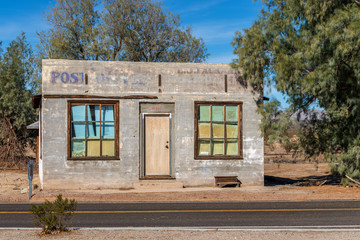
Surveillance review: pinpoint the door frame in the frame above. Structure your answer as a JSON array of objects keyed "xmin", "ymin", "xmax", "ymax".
[{"xmin": 140, "ymin": 113, "xmax": 172, "ymax": 179}]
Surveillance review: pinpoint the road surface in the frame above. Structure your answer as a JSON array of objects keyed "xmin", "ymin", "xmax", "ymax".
[{"xmin": 1, "ymin": 201, "xmax": 360, "ymax": 229}]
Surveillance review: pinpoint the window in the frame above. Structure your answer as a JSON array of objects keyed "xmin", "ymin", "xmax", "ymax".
[
  {"xmin": 68, "ymin": 101, "xmax": 119, "ymax": 160},
  {"xmin": 194, "ymin": 102, "xmax": 242, "ymax": 159}
]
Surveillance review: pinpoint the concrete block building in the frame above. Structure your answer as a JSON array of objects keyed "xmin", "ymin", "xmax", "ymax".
[{"xmin": 35, "ymin": 59, "xmax": 264, "ymax": 189}]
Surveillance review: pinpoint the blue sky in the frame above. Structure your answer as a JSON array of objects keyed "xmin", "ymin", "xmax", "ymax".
[
  {"xmin": 162, "ymin": 0, "xmax": 264, "ymax": 63},
  {"xmin": 0, "ymin": 0, "xmax": 288, "ymax": 106}
]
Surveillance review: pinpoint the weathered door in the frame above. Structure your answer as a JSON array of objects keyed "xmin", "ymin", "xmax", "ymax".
[{"xmin": 144, "ymin": 115, "xmax": 170, "ymax": 176}]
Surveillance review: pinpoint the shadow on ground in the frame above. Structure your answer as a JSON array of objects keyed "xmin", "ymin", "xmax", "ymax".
[{"xmin": 264, "ymin": 174, "xmax": 341, "ymax": 186}]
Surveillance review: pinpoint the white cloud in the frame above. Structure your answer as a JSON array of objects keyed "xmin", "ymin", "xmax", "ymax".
[
  {"xmin": 207, "ymin": 54, "xmax": 235, "ymax": 64},
  {"xmin": 0, "ymin": 14, "xmax": 48, "ymax": 48},
  {"xmin": 191, "ymin": 19, "xmax": 254, "ymax": 45},
  {"xmin": 175, "ymin": 0, "xmax": 231, "ymax": 14}
]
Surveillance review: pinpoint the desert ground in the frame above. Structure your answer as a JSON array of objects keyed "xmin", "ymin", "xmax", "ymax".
[
  {"xmin": 1, "ymin": 162, "xmax": 360, "ymax": 203},
  {"xmin": 1, "ymin": 229, "xmax": 360, "ymax": 240}
]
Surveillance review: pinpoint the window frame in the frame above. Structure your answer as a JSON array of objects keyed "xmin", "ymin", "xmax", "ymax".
[
  {"xmin": 194, "ymin": 101, "xmax": 243, "ymax": 160},
  {"xmin": 67, "ymin": 100, "xmax": 119, "ymax": 160}
]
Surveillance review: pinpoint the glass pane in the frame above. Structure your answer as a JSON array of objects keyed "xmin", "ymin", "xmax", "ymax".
[
  {"xmin": 72, "ymin": 122, "xmax": 85, "ymax": 139},
  {"xmin": 72, "ymin": 140, "xmax": 85, "ymax": 157},
  {"xmin": 226, "ymin": 140, "xmax": 238, "ymax": 155},
  {"xmin": 102, "ymin": 122, "xmax": 115, "ymax": 139},
  {"xmin": 198, "ymin": 140, "xmax": 210, "ymax": 155},
  {"xmin": 102, "ymin": 140, "xmax": 115, "ymax": 156},
  {"xmin": 87, "ymin": 105, "xmax": 100, "ymax": 121},
  {"xmin": 87, "ymin": 140, "xmax": 100, "ymax": 156},
  {"xmin": 226, "ymin": 123, "xmax": 238, "ymax": 138},
  {"xmin": 102, "ymin": 105, "xmax": 114, "ymax": 121},
  {"xmin": 199, "ymin": 105, "xmax": 210, "ymax": 121},
  {"xmin": 71, "ymin": 105, "xmax": 85, "ymax": 121},
  {"xmin": 226, "ymin": 106, "xmax": 238, "ymax": 121},
  {"xmin": 212, "ymin": 123, "xmax": 224, "ymax": 138},
  {"xmin": 198, "ymin": 123, "xmax": 210, "ymax": 138},
  {"xmin": 87, "ymin": 122, "xmax": 100, "ymax": 139},
  {"xmin": 212, "ymin": 105, "xmax": 224, "ymax": 121},
  {"xmin": 212, "ymin": 140, "xmax": 224, "ymax": 155}
]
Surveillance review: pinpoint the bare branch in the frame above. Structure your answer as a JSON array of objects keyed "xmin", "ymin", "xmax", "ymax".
[{"xmin": 346, "ymin": 175, "xmax": 360, "ymax": 186}]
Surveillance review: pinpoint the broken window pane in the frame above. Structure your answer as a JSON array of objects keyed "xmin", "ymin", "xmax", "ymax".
[
  {"xmin": 212, "ymin": 106, "xmax": 224, "ymax": 121},
  {"xmin": 198, "ymin": 123, "xmax": 210, "ymax": 138},
  {"xmin": 87, "ymin": 140, "xmax": 100, "ymax": 156},
  {"xmin": 102, "ymin": 105, "xmax": 114, "ymax": 121},
  {"xmin": 199, "ymin": 105, "xmax": 210, "ymax": 121},
  {"xmin": 226, "ymin": 140, "xmax": 238, "ymax": 155},
  {"xmin": 102, "ymin": 122, "xmax": 114, "ymax": 139},
  {"xmin": 212, "ymin": 123, "xmax": 224, "ymax": 138},
  {"xmin": 72, "ymin": 140, "xmax": 85, "ymax": 157},
  {"xmin": 212, "ymin": 139, "xmax": 224, "ymax": 155},
  {"xmin": 87, "ymin": 122, "xmax": 100, "ymax": 139},
  {"xmin": 226, "ymin": 106, "xmax": 238, "ymax": 121},
  {"xmin": 72, "ymin": 122, "xmax": 85, "ymax": 139},
  {"xmin": 226, "ymin": 123, "xmax": 238, "ymax": 138},
  {"xmin": 87, "ymin": 105, "xmax": 100, "ymax": 121},
  {"xmin": 102, "ymin": 140, "xmax": 115, "ymax": 156},
  {"xmin": 71, "ymin": 102, "xmax": 118, "ymax": 158},
  {"xmin": 71, "ymin": 105, "xmax": 85, "ymax": 121},
  {"xmin": 198, "ymin": 140, "xmax": 210, "ymax": 155}
]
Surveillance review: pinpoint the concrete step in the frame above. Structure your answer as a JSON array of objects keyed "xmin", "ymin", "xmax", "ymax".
[{"xmin": 133, "ymin": 180, "xmax": 183, "ymax": 189}]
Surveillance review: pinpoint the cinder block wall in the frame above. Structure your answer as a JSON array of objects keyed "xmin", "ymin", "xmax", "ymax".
[{"xmin": 41, "ymin": 60, "xmax": 264, "ymax": 189}]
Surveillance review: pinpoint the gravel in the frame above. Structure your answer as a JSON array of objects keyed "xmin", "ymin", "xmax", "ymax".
[{"xmin": 1, "ymin": 229, "xmax": 360, "ymax": 240}]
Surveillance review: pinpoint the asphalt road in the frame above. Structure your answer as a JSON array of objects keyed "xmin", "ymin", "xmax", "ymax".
[{"xmin": 1, "ymin": 201, "xmax": 360, "ymax": 229}]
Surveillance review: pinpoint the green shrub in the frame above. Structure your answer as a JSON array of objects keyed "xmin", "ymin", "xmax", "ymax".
[
  {"xmin": 30, "ymin": 194, "xmax": 77, "ymax": 234},
  {"xmin": 330, "ymin": 146, "xmax": 360, "ymax": 186}
]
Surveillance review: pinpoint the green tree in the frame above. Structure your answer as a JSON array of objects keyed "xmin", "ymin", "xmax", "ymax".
[
  {"xmin": 0, "ymin": 33, "xmax": 38, "ymax": 168},
  {"xmin": 38, "ymin": 0, "xmax": 104, "ymax": 60},
  {"xmin": 38, "ymin": 0, "xmax": 208, "ymax": 62},
  {"xmin": 232, "ymin": 1, "xmax": 360, "ymax": 183}
]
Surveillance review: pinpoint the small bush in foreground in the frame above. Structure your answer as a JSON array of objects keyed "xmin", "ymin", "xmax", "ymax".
[{"xmin": 30, "ymin": 194, "xmax": 77, "ymax": 234}]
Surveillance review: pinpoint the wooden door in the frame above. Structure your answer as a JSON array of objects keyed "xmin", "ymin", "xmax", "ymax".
[{"xmin": 145, "ymin": 115, "xmax": 170, "ymax": 176}]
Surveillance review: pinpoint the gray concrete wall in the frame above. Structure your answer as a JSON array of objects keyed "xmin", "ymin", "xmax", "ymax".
[{"xmin": 41, "ymin": 59, "xmax": 263, "ymax": 189}]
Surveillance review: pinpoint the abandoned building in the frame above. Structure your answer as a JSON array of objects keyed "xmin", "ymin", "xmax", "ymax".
[{"xmin": 33, "ymin": 59, "xmax": 264, "ymax": 189}]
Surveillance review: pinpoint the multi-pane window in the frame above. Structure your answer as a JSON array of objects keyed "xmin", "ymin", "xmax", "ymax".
[
  {"xmin": 195, "ymin": 102, "xmax": 242, "ymax": 159},
  {"xmin": 68, "ymin": 101, "xmax": 119, "ymax": 159}
]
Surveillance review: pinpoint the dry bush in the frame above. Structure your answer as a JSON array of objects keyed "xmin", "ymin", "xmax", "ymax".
[{"xmin": 0, "ymin": 117, "xmax": 30, "ymax": 170}]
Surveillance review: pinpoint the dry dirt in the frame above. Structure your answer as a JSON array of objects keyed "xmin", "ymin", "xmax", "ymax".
[
  {"xmin": 1, "ymin": 163, "xmax": 360, "ymax": 203},
  {"xmin": 264, "ymin": 142, "xmax": 325, "ymax": 164},
  {"xmin": 1, "ymin": 229, "xmax": 360, "ymax": 240}
]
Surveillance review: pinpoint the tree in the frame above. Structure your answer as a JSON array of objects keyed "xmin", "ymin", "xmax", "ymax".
[
  {"xmin": 38, "ymin": 0, "xmax": 104, "ymax": 60},
  {"xmin": 38, "ymin": 0, "xmax": 208, "ymax": 62},
  {"xmin": 0, "ymin": 33, "xmax": 38, "ymax": 168},
  {"xmin": 232, "ymin": 1, "xmax": 360, "ymax": 184}
]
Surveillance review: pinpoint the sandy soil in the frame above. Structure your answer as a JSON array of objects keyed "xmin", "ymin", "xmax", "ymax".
[
  {"xmin": 1, "ymin": 163, "xmax": 360, "ymax": 203},
  {"xmin": 265, "ymin": 142, "xmax": 325, "ymax": 164},
  {"xmin": 1, "ymin": 229, "xmax": 360, "ymax": 240}
]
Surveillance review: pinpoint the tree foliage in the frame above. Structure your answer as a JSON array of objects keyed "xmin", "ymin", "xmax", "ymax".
[
  {"xmin": 0, "ymin": 33, "xmax": 38, "ymax": 135},
  {"xmin": 258, "ymin": 99, "xmax": 297, "ymax": 152},
  {"xmin": 38, "ymin": 0, "xmax": 208, "ymax": 62},
  {"xmin": 0, "ymin": 33, "xmax": 38, "ymax": 169},
  {"xmin": 232, "ymin": 1, "xmax": 360, "ymax": 182}
]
